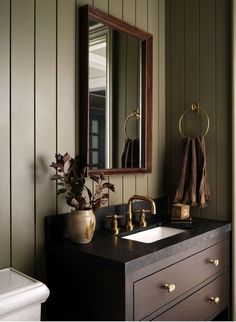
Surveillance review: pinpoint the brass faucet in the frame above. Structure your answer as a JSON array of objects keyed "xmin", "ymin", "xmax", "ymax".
[{"xmin": 126, "ymin": 195, "xmax": 157, "ymax": 230}]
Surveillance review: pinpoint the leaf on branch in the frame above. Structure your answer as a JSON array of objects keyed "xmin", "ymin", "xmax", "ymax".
[
  {"xmin": 57, "ymin": 188, "xmax": 67, "ymax": 195},
  {"xmin": 90, "ymin": 174, "xmax": 99, "ymax": 183},
  {"xmin": 63, "ymin": 152, "xmax": 70, "ymax": 163},
  {"xmin": 102, "ymin": 182, "xmax": 115, "ymax": 192}
]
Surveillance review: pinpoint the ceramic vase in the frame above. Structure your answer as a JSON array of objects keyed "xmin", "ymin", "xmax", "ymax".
[{"xmin": 68, "ymin": 209, "xmax": 96, "ymax": 244}]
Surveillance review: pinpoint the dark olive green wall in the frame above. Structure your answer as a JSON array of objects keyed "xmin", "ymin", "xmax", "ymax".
[
  {"xmin": 166, "ymin": 0, "xmax": 232, "ymax": 220},
  {"xmin": 0, "ymin": 0, "xmax": 165, "ymax": 277}
]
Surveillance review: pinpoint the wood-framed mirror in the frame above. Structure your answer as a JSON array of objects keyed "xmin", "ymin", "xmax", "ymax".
[{"xmin": 79, "ymin": 4, "xmax": 153, "ymax": 175}]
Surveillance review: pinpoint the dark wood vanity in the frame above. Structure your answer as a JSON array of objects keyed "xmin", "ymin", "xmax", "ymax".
[{"xmin": 45, "ymin": 217, "xmax": 231, "ymax": 321}]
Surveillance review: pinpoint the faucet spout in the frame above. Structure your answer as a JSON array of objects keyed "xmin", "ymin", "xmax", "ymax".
[
  {"xmin": 126, "ymin": 195, "xmax": 157, "ymax": 230},
  {"xmin": 128, "ymin": 195, "xmax": 156, "ymax": 214}
]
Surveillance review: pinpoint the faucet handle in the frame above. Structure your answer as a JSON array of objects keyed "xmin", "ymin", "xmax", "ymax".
[
  {"xmin": 134, "ymin": 209, "xmax": 150, "ymax": 227},
  {"xmin": 106, "ymin": 214, "xmax": 122, "ymax": 219},
  {"xmin": 140, "ymin": 209, "xmax": 149, "ymax": 227},
  {"xmin": 106, "ymin": 214, "xmax": 122, "ymax": 235},
  {"xmin": 125, "ymin": 212, "xmax": 134, "ymax": 231}
]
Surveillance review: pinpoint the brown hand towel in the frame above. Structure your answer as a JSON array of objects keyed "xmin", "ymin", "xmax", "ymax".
[
  {"xmin": 195, "ymin": 136, "xmax": 210, "ymax": 207},
  {"xmin": 173, "ymin": 137, "xmax": 191, "ymax": 203},
  {"xmin": 121, "ymin": 138, "xmax": 139, "ymax": 168},
  {"xmin": 174, "ymin": 136, "xmax": 210, "ymax": 208}
]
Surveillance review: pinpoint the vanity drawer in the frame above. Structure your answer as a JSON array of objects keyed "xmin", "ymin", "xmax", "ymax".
[
  {"xmin": 153, "ymin": 273, "xmax": 229, "ymax": 321},
  {"xmin": 134, "ymin": 239, "xmax": 229, "ymax": 320}
]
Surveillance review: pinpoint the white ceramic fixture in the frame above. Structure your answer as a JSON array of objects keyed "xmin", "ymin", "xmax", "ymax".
[
  {"xmin": 0, "ymin": 267, "xmax": 49, "ymax": 321},
  {"xmin": 122, "ymin": 226, "xmax": 186, "ymax": 243}
]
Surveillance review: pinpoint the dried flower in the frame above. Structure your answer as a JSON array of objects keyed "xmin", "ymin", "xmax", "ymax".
[{"xmin": 50, "ymin": 153, "xmax": 115, "ymax": 211}]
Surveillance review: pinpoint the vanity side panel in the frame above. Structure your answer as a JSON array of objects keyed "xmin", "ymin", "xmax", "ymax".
[{"xmin": 46, "ymin": 246, "xmax": 126, "ymax": 321}]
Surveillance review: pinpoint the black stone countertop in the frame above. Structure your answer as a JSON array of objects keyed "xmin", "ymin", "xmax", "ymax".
[{"xmin": 46, "ymin": 216, "xmax": 231, "ymax": 273}]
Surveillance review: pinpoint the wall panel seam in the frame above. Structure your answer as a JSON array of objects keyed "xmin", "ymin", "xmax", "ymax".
[
  {"xmin": 33, "ymin": 0, "xmax": 36, "ymax": 275},
  {"xmin": 10, "ymin": 0, "xmax": 12, "ymax": 267},
  {"xmin": 215, "ymin": 0, "xmax": 218, "ymax": 220},
  {"xmin": 56, "ymin": 0, "xmax": 58, "ymax": 214}
]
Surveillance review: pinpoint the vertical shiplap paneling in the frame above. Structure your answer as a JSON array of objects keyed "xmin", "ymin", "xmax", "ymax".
[
  {"xmin": 108, "ymin": 0, "xmax": 124, "ymax": 205},
  {"xmin": 11, "ymin": 0, "xmax": 35, "ymax": 275},
  {"xmin": 147, "ymin": 0, "xmax": 159, "ymax": 199},
  {"xmin": 0, "ymin": 0, "xmax": 167, "ymax": 277},
  {"xmin": 77, "ymin": 0, "xmax": 92, "ymax": 7},
  {"xmin": 108, "ymin": 0, "xmax": 122, "ymax": 18},
  {"xmin": 166, "ymin": 0, "xmax": 171, "ymax": 208},
  {"xmin": 35, "ymin": 0, "xmax": 57, "ymax": 279},
  {"xmin": 122, "ymin": 0, "xmax": 136, "ymax": 201},
  {"xmin": 93, "ymin": 0, "xmax": 108, "ymax": 11},
  {"xmin": 157, "ymin": 0, "xmax": 166, "ymax": 197},
  {"xmin": 57, "ymin": 0, "xmax": 76, "ymax": 213},
  {"xmin": 184, "ymin": 0, "xmax": 200, "ymax": 218},
  {"xmin": 166, "ymin": 0, "xmax": 231, "ymax": 221},
  {"xmin": 0, "ymin": 0, "xmax": 11, "ymax": 268},
  {"xmin": 169, "ymin": 0, "xmax": 185, "ymax": 205},
  {"xmin": 135, "ymin": 0, "xmax": 148, "ymax": 196},
  {"xmin": 199, "ymin": 0, "xmax": 216, "ymax": 219},
  {"xmin": 215, "ymin": 0, "xmax": 231, "ymax": 220}
]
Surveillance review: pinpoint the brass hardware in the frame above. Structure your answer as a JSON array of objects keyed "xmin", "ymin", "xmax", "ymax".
[
  {"xmin": 163, "ymin": 283, "xmax": 176, "ymax": 293},
  {"xmin": 209, "ymin": 296, "xmax": 220, "ymax": 304},
  {"xmin": 134, "ymin": 209, "xmax": 149, "ymax": 227},
  {"xmin": 124, "ymin": 110, "xmax": 140, "ymax": 139},
  {"xmin": 140, "ymin": 211, "xmax": 147, "ymax": 227},
  {"xmin": 178, "ymin": 102, "xmax": 210, "ymax": 138},
  {"xmin": 126, "ymin": 195, "xmax": 156, "ymax": 231},
  {"xmin": 126, "ymin": 212, "xmax": 134, "ymax": 231},
  {"xmin": 209, "ymin": 259, "xmax": 219, "ymax": 267},
  {"xmin": 106, "ymin": 214, "xmax": 122, "ymax": 235}
]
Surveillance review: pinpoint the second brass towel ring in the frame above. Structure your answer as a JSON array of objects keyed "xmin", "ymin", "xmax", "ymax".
[
  {"xmin": 179, "ymin": 102, "xmax": 210, "ymax": 138},
  {"xmin": 124, "ymin": 110, "xmax": 140, "ymax": 139}
]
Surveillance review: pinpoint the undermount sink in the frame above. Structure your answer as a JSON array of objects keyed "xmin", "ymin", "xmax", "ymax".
[{"xmin": 121, "ymin": 226, "xmax": 186, "ymax": 243}]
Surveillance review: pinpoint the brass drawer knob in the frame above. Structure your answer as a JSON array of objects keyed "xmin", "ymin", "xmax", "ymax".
[
  {"xmin": 209, "ymin": 296, "xmax": 220, "ymax": 304},
  {"xmin": 163, "ymin": 283, "xmax": 176, "ymax": 292},
  {"xmin": 209, "ymin": 259, "xmax": 219, "ymax": 266}
]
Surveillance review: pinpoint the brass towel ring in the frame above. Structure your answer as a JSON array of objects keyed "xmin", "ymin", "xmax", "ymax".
[
  {"xmin": 179, "ymin": 103, "xmax": 210, "ymax": 138},
  {"xmin": 124, "ymin": 110, "xmax": 140, "ymax": 139}
]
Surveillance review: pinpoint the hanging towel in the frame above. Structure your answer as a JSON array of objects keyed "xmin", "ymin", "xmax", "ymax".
[
  {"xmin": 174, "ymin": 136, "xmax": 210, "ymax": 208},
  {"xmin": 195, "ymin": 136, "xmax": 210, "ymax": 207},
  {"xmin": 121, "ymin": 138, "xmax": 139, "ymax": 168}
]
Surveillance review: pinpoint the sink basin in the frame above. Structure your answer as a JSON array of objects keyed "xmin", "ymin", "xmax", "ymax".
[{"xmin": 121, "ymin": 226, "xmax": 186, "ymax": 243}]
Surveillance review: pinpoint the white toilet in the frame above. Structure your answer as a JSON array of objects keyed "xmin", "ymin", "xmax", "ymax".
[{"xmin": 0, "ymin": 267, "xmax": 49, "ymax": 321}]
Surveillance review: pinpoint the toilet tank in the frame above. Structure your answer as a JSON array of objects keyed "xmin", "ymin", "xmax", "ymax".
[{"xmin": 0, "ymin": 267, "xmax": 49, "ymax": 321}]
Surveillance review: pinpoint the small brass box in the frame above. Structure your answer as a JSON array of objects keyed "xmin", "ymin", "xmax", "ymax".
[{"xmin": 172, "ymin": 203, "xmax": 190, "ymax": 219}]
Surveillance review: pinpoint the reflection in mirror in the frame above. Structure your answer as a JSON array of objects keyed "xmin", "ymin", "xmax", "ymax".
[
  {"xmin": 79, "ymin": 5, "xmax": 153, "ymax": 174},
  {"xmin": 89, "ymin": 22, "xmax": 109, "ymax": 169}
]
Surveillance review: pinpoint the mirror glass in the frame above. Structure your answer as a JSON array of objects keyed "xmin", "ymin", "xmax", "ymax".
[{"xmin": 79, "ymin": 5, "xmax": 153, "ymax": 174}]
